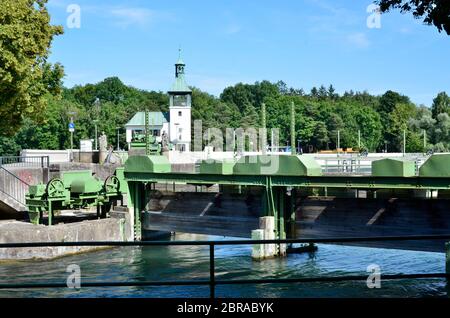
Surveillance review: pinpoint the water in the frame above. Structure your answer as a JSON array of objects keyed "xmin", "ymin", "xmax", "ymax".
[{"xmin": 0, "ymin": 233, "xmax": 447, "ymax": 298}]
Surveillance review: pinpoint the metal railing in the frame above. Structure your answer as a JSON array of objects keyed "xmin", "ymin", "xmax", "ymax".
[
  {"xmin": 1, "ymin": 234, "xmax": 450, "ymax": 298},
  {"xmin": 0, "ymin": 156, "xmax": 49, "ymax": 168},
  {"xmin": 322, "ymin": 159, "xmax": 370, "ymax": 175},
  {"xmin": 320, "ymin": 154, "xmax": 430, "ymax": 176},
  {"xmin": 0, "ymin": 167, "xmax": 30, "ymax": 206}
]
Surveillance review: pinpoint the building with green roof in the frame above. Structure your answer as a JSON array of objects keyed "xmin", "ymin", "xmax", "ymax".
[{"xmin": 125, "ymin": 49, "xmax": 192, "ymax": 151}]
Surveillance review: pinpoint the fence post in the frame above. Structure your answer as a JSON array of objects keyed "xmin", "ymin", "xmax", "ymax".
[{"xmin": 209, "ymin": 244, "xmax": 215, "ymax": 299}]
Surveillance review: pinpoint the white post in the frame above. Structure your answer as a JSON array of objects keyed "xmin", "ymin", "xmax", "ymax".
[
  {"xmin": 251, "ymin": 230, "xmax": 265, "ymax": 260},
  {"xmin": 260, "ymin": 216, "xmax": 276, "ymax": 258}
]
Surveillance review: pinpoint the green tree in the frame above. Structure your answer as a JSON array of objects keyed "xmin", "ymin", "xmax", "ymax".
[
  {"xmin": 431, "ymin": 92, "xmax": 450, "ymax": 119},
  {"xmin": 378, "ymin": 90, "xmax": 410, "ymax": 120},
  {"xmin": 376, "ymin": 0, "xmax": 450, "ymax": 35},
  {"xmin": 0, "ymin": 0, "xmax": 64, "ymax": 135},
  {"xmin": 387, "ymin": 103, "xmax": 417, "ymax": 151}
]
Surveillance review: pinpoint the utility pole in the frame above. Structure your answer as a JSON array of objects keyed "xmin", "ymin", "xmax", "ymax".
[
  {"xmin": 261, "ymin": 103, "xmax": 267, "ymax": 154},
  {"xmin": 93, "ymin": 120, "xmax": 99, "ymax": 150},
  {"xmin": 116, "ymin": 127, "xmax": 121, "ymax": 151},
  {"xmin": 423, "ymin": 129, "xmax": 427, "ymax": 151},
  {"xmin": 290, "ymin": 102, "xmax": 296, "ymax": 155},
  {"xmin": 94, "ymin": 98, "xmax": 100, "ymax": 151},
  {"xmin": 404, "ymin": 130, "xmax": 407, "ymax": 155},
  {"xmin": 358, "ymin": 130, "xmax": 361, "ymax": 149},
  {"xmin": 337, "ymin": 130, "xmax": 340, "ymax": 155},
  {"xmin": 68, "ymin": 112, "xmax": 76, "ymax": 162}
]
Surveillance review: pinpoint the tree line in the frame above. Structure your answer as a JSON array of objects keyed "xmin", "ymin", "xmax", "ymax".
[
  {"xmin": 1, "ymin": 0, "xmax": 449, "ymax": 156},
  {"xmin": 0, "ymin": 76, "xmax": 449, "ymax": 155}
]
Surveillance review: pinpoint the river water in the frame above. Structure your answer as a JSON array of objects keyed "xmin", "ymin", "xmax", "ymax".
[{"xmin": 0, "ymin": 233, "xmax": 447, "ymax": 298}]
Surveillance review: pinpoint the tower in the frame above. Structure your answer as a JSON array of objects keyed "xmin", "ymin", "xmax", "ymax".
[{"xmin": 168, "ymin": 49, "xmax": 192, "ymax": 152}]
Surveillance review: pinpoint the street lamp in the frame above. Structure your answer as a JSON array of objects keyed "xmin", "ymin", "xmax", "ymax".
[
  {"xmin": 93, "ymin": 98, "xmax": 101, "ymax": 151},
  {"xmin": 116, "ymin": 127, "xmax": 121, "ymax": 151},
  {"xmin": 68, "ymin": 111, "xmax": 76, "ymax": 162},
  {"xmin": 93, "ymin": 119, "xmax": 99, "ymax": 151}
]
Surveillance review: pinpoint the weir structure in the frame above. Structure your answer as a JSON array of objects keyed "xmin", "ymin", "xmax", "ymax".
[{"xmin": 122, "ymin": 152, "xmax": 450, "ymax": 257}]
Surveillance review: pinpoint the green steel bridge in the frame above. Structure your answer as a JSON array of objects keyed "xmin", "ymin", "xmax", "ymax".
[{"xmin": 121, "ymin": 154, "xmax": 450, "ymax": 250}]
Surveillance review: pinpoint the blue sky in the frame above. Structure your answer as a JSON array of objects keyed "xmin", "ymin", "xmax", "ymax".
[{"xmin": 47, "ymin": 0, "xmax": 450, "ymax": 106}]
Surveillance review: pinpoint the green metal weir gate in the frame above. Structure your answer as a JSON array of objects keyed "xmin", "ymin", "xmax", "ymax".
[
  {"xmin": 121, "ymin": 153, "xmax": 450, "ymax": 242},
  {"xmin": 124, "ymin": 172, "xmax": 450, "ymax": 243}
]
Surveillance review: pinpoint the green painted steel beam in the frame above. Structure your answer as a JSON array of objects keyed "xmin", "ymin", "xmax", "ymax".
[
  {"xmin": 270, "ymin": 175, "xmax": 450, "ymax": 189},
  {"xmin": 124, "ymin": 172, "xmax": 450, "ymax": 190},
  {"xmin": 124, "ymin": 172, "xmax": 267, "ymax": 186}
]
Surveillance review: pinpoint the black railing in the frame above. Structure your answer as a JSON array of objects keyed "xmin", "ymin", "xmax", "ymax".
[
  {"xmin": 0, "ymin": 156, "xmax": 49, "ymax": 168},
  {"xmin": 1, "ymin": 235, "xmax": 450, "ymax": 298},
  {"xmin": 0, "ymin": 167, "xmax": 30, "ymax": 206}
]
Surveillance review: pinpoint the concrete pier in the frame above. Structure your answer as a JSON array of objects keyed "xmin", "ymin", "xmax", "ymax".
[
  {"xmin": 252, "ymin": 216, "xmax": 278, "ymax": 260},
  {"xmin": 260, "ymin": 216, "xmax": 276, "ymax": 258}
]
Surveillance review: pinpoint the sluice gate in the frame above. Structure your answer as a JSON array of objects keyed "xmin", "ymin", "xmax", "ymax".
[{"xmin": 123, "ymin": 153, "xmax": 450, "ymax": 254}]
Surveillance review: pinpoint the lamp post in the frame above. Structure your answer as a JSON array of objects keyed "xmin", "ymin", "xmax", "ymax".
[
  {"xmin": 358, "ymin": 130, "xmax": 361, "ymax": 149},
  {"xmin": 94, "ymin": 98, "xmax": 101, "ymax": 151},
  {"xmin": 116, "ymin": 127, "xmax": 121, "ymax": 151},
  {"xmin": 337, "ymin": 130, "xmax": 340, "ymax": 156},
  {"xmin": 93, "ymin": 120, "xmax": 99, "ymax": 150},
  {"xmin": 423, "ymin": 129, "xmax": 427, "ymax": 151},
  {"xmin": 403, "ymin": 130, "xmax": 406, "ymax": 156},
  {"xmin": 68, "ymin": 111, "xmax": 76, "ymax": 162}
]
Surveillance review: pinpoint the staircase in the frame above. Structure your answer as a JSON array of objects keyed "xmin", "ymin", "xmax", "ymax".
[
  {"xmin": 0, "ymin": 156, "xmax": 49, "ymax": 214},
  {"xmin": 0, "ymin": 167, "xmax": 29, "ymax": 212}
]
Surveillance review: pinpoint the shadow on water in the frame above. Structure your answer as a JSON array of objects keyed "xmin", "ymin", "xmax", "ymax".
[{"xmin": 0, "ymin": 233, "xmax": 447, "ymax": 298}]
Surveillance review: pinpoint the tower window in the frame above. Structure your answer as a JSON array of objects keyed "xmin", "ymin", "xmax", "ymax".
[
  {"xmin": 178, "ymin": 111, "xmax": 182, "ymax": 116},
  {"xmin": 173, "ymin": 95, "xmax": 187, "ymax": 106}
]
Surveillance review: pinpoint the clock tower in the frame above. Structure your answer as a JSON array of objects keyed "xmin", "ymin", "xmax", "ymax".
[{"xmin": 168, "ymin": 49, "xmax": 192, "ymax": 152}]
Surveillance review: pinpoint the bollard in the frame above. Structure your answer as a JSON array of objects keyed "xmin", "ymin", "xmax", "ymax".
[
  {"xmin": 259, "ymin": 216, "xmax": 276, "ymax": 258},
  {"xmin": 251, "ymin": 230, "xmax": 265, "ymax": 261}
]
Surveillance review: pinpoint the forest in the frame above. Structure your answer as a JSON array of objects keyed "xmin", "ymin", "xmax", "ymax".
[{"xmin": 0, "ymin": 76, "xmax": 449, "ymax": 156}]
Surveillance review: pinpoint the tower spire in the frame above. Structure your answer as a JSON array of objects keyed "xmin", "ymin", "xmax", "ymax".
[{"xmin": 176, "ymin": 46, "xmax": 185, "ymax": 67}]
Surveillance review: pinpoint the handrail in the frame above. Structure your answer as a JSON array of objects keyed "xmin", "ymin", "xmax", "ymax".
[
  {"xmin": 0, "ymin": 188, "xmax": 25, "ymax": 206},
  {"xmin": 0, "ymin": 166, "xmax": 30, "ymax": 186},
  {"xmin": 0, "ymin": 156, "xmax": 49, "ymax": 168},
  {"xmin": 0, "ymin": 166, "xmax": 30, "ymax": 206},
  {"xmin": 2, "ymin": 234, "xmax": 450, "ymax": 248},
  {"xmin": 1, "ymin": 234, "xmax": 450, "ymax": 298}
]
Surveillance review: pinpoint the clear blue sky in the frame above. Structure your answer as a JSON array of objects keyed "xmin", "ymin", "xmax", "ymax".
[{"xmin": 47, "ymin": 0, "xmax": 449, "ymax": 106}]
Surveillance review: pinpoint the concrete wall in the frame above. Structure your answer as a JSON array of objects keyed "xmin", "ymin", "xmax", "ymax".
[
  {"xmin": 0, "ymin": 211, "xmax": 132, "ymax": 260},
  {"xmin": 21, "ymin": 149, "xmax": 71, "ymax": 163},
  {"xmin": 5, "ymin": 166, "xmax": 46, "ymax": 185}
]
